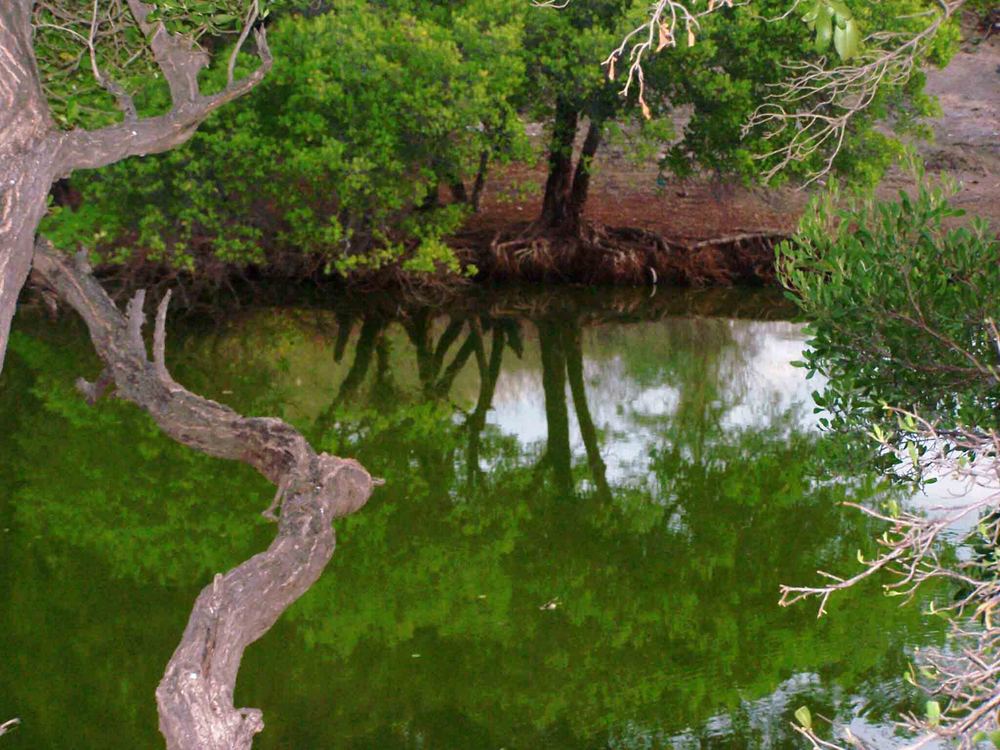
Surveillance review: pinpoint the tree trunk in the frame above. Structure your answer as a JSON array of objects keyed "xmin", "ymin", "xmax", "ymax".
[
  {"xmin": 540, "ymin": 98, "xmax": 579, "ymax": 230},
  {"xmin": 565, "ymin": 119, "xmax": 603, "ymax": 234},
  {"xmin": 449, "ymin": 180, "xmax": 469, "ymax": 204},
  {"xmin": 0, "ymin": 1, "xmax": 57, "ymax": 375},
  {"xmin": 540, "ymin": 102, "xmax": 604, "ymax": 234},
  {"xmin": 469, "ymin": 150, "xmax": 489, "ymax": 212},
  {"xmin": 0, "ymin": 156, "xmax": 55, "ymax": 375}
]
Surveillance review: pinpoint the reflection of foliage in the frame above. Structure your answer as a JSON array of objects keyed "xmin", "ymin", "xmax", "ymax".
[
  {"xmin": 0, "ymin": 295, "xmax": 940, "ymax": 749},
  {"xmin": 3, "ymin": 323, "xmax": 279, "ymax": 584}
]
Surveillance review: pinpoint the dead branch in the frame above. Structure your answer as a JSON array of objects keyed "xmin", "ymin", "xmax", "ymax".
[
  {"xmin": 744, "ymin": 0, "xmax": 964, "ymax": 183},
  {"xmin": 782, "ymin": 406, "xmax": 1000, "ymax": 747},
  {"xmin": 0, "ymin": 0, "xmax": 273, "ymax": 377},
  {"xmin": 595, "ymin": 0, "xmax": 741, "ymax": 115},
  {"xmin": 30, "ymin": 237, "xmax": 377, "ymax": 750}
]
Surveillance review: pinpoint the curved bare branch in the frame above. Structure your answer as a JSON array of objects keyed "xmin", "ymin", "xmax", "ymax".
[{"xmin": 30, "ymin": 237, "xmax": 377, "ymax": 750}]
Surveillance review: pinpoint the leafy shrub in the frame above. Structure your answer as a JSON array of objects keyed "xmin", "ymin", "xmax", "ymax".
[
  {"xmin": 778, "ymin": 170, "xmax": 1000, "ymax": 451},
  {"xmin": 43, "ymin": 0, "xmax": 529, "ymax": 278}
]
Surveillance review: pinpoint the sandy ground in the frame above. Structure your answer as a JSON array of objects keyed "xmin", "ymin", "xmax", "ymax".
[{"xmin": 470, "ymin": 20, "xmax": 1000, "ymax": 242}]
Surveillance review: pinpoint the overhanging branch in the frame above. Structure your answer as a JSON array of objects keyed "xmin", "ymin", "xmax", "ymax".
[
  {"xmin": 30, "ymin": 237, "xmax": 377, "ymax": 750},
  {"xmin": 53, "ymin": 0, "xmax": 272, "ymax": 176}
]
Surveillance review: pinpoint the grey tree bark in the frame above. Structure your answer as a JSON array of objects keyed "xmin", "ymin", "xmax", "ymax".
[
  {"xmin": 32, "ymin": 238, "xmax": 377, "ymax": 750},
  {"xmin": 0, "ymin": 0, "xmax": 271, "ymax": 374},
  {"xmin": 0, "ymin": 5, "xmax": 353, "ymax": 746},
  {"xmin": 0, "ymin": 0, "xmax": 56, "ymax": 374}
]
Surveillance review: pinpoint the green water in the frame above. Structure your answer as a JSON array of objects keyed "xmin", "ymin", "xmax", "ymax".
[{"xmin": 0, "ymin": 287, "xmax": 943, "ymax": 749}]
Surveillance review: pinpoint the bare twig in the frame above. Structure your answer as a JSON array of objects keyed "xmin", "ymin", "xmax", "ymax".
[
  {"xmin": 783, "ymin": 402, "xmax": 1000, "ymax": 745},
  {"xmin": 597, "ymin": 0, "xmax": 742, "ymax": 114},
  {"xmin": 744, "ymin": 0, "xmax": 964, "ymax": 183}
]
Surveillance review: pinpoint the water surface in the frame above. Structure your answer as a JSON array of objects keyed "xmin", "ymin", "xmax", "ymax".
[{"xmin": 0, "ymin": 287, "xmax": 942, "ymax": 748}]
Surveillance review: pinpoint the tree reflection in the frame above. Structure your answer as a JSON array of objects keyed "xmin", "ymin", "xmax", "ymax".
[{"xmin": 0, "ymin": 292, "xmax": 939, "ymax": 750}]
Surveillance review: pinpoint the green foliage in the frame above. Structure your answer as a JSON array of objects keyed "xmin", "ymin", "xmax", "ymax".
[
  {"xmin": 43, "ymin": 1, "xmax": 529, "ymax": 276},
  {"xmin": 777, "ymin": 172, "xmax": 1000, "ymax": 468},
  {"xmin": 38, "ymin": 0, "xmax": 959, "ymax": 277}
]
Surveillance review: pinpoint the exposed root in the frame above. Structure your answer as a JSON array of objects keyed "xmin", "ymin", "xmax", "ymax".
[{"xmin": 466, "ymin": 220, "xmax": 784, "ymax": 286}]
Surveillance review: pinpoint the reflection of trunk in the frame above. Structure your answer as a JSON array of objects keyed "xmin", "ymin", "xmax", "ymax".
[
  {"xmin": 406, "ymin": 312, "xmax": 474, "ymax": 397},
  {"xmin": 404, "ymin": 308, "xmax": 434, "ymax": 387},
  {"xmin": 32, "ymin": 240, "xmax": 374, "ymax": 750},
  {"xmin": 540, "ymin": 98, "xmax": 603, "ymax": 234},
  {"xmin": 434, "ymin": 328, "xmax": 478, "ymax": 397},
  {"xmin": 371, "ymin": 335, "xmax": 396, "ymax": 401},
  {"xmin": 314, "ymin": 315, "xmax": 385, "ymax": 437},
  {"xmin": 537, "ymin": 320, "xmax": 573, "ymax": 492},
  {"xmin": 565, "ymin": 325, "xmax": 611, "ymax": 501},
  {"xmin": 405, "ymin": 313, "xmax": 480, "ymax": 399},
  {"xmin": 332, "ymin": 309, "xmax": 354, "ymax": 363},
  {"xmin": 466, "ymin": 326, "xmax": 505, "ymax": 483},
  {"xmin": 335, "ymin": 315, "xmax": 383, "ymax": 403},
  {"xmin": 433, "ymin": 318, "xmax": 465, "ymax": 375}
]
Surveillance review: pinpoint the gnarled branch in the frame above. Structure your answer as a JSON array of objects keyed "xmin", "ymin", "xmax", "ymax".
[
  {"xmin": 31, "ymin": 237, "xmax": 376, "ymax": 750},
  {"xmin": 53, "ymin": 0, "xmax": 272, "ymax": 175}
]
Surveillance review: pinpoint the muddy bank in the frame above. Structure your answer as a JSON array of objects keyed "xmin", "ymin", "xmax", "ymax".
[{"xmin": 462, "ymin": 25, "xmax": 999, "ymax": 260}]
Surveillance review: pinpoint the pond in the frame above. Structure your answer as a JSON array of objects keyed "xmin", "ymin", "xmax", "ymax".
[{"xmin": 0, "ymin": 286, "xmax": 944, "ymax": 748}]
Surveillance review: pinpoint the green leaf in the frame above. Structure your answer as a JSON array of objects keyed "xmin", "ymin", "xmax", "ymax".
[
  {"xmin": 814, "ymin": 4, "xmax": 834, "ymax": 53},
  {"xmin": 925, "ymin": 700, "xmax": 941, "ymax": 726},
  {"xmin": 794, "ymin": 705, "xmax": 812, "ymax": 730},
  {"xmin": 834, "ymin": 18, "xmax": 860, "ymax": 60}
]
